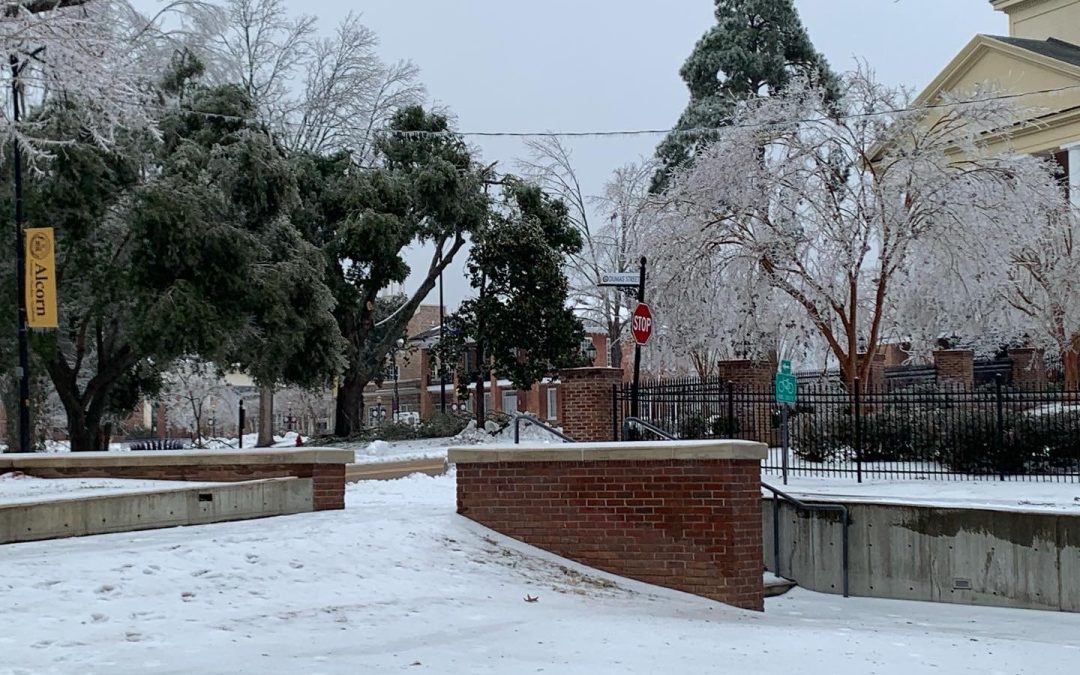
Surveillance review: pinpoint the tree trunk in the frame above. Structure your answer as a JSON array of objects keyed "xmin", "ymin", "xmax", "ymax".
[
  {"xmin": 66, "ymin": 410, "xmax": 107, "ymax": 452},
  {"xmin": 257, "ymin": 384, "xmax": 275, "ymax": 447},
  {"xmin": 334, "ymin": 374, "xmax": 367, "ymax": 437}
]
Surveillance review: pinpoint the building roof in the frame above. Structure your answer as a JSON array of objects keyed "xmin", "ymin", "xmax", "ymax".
[{"xmin": 986, "ymin": 35, "xmax": 1080, "ymax": 69}]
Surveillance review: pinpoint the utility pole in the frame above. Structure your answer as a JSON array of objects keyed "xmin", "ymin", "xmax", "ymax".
[{"xmin": 11, "ymin": 54, "xmax": 31, "ymax": 453}]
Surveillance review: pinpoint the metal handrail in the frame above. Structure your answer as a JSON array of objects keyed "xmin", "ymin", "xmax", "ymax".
[
  {"xmin": 762, "ymin": 483, "xmax": 849, "ymax": 598},
  {"xmin": 621, "ymin": 416, "xmax": 850, "ymax": 598},
  {"xmin": 512, "ymin": 413, "xmax": 576, "ymax": 444},
  {"xmin": 621, "ymin": 417, "xmax": 676, "ymax": 441}
]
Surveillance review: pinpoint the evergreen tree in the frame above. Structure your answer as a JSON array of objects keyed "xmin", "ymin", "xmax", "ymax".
[
  {"xmin": 652, "ymin": 0, "xmax": 838, "ymax": 191},
  {"xmin": 292, "ymin": 107, "xmax": 490, "ymax": 436},
  {"xmin": 438, "ymin": 180, "xmax": 587, "ymax": 424},
  {"xmin": 0, "ymin": 55, "xmax": 343, "ymax": 450}
]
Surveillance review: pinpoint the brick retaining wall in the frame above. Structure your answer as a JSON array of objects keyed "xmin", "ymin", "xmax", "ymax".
[{"xmin": 450, "ymin": 441, "xmax": 769, "ymax": 611}]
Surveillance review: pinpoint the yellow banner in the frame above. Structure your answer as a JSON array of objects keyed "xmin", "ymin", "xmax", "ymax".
[{"xmin": 25, "ymin": 227, "xmax": 58, "ymax": 329}]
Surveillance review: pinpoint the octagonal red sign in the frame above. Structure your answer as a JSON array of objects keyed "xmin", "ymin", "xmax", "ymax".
[{"xmin": 631, "ymin": 303, "xmax": 654, "ymax": 346}]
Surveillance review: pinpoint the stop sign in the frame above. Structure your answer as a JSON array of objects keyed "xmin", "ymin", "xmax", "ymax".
[{"xmin": 631, "ymin": 303, "xmax": 654, "ymax": 345}]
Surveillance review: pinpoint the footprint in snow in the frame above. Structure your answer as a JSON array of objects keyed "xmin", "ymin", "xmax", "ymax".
[
  {"xmin": 245, "ymin": 554, "xmax": 260, "ymax": 564},
  {"xmin": 95, "ymin": 584, "xmax": 117, "ymax": 595},
  {"xmin": 91, "ymin": 613, "xmax": 108, "ymax": 623},
  {"xmin": 32, "ymin": 580, "xmax": 62, "ymax": 589},
  {"xmin": 125, "ymin": 632, "xmax": 144, "ymax": 642}
]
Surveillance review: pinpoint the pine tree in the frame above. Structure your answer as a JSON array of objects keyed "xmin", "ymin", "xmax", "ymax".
[
  {"xmin": 652, "ymin": 0, "xmax": 838, "ymax": 191},
  {"xmin": 437, "ymin": 180, "xmax": 587, "ymax": 424}
]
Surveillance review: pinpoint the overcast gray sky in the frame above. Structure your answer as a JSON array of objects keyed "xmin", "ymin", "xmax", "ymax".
[{"xmin": 142, "ymin": 0, "xmax": 1007, "ymax": 309}]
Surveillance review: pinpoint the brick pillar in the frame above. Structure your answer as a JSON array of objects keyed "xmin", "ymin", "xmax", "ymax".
[
  {"xmin": 1009, "ymin": 348, "xmax": 1046, "ymax": 389},
  {"xmin": 934, "ymin": 350, "xmax": 974, "ymax": 390},
  {"xmin": 714, "ymin": 360, "xmax": 776, "ymax": 444},
  {"xmin": 312, "ymin": 463, "xmax": 346, "ymax": 511},
  {"xmin": 857, "ymin": 352, "xmax": 887, "ymax": 391},
  {"xmin": 557, "ymin": 367, "xmax": 623, "ymax": 442}
]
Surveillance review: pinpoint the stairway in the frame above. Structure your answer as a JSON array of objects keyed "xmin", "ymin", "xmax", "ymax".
[{"xmin": 764, "ymin": 571, "xmax": 797, "ymax": 598}]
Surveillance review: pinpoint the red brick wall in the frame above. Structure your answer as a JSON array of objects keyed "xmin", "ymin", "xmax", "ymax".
[
  {"xmin": 1009, "ymin": 348, "xmax": 1047, "ymax": 389},
  {"xmin": 714, "ymin": 360, "xmax": 776, "ymax": 445},
  {"xmin": 456, "ymin": 458, "xmax": 764, "ymax": 611},
  {"xmin": 20, "ymin": 463, "xmax": 345, "ymax": 511},
  {"xmin": 857, "ymin": 352, "xmax": 887, "ymax": 391},
  {"xmin": 558, "ymin": 368, "xmax": 623, "ymax": 442},
  {"xmin": 934, "ymin": 350, "xmax": 975, "ymax": 390}
]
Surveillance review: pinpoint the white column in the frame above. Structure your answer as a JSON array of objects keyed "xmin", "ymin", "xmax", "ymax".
[{"xmin": 1065, "ymin": 142, "xmax": 1080, "ymax": 208}]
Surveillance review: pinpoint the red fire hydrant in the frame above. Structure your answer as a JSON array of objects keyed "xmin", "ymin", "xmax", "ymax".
[{"xmin": 295, "ymin": 434, "xmax": 304, "ymax": 447}]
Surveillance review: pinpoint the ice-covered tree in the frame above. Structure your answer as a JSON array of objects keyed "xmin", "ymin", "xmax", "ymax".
[
  {"xmin": 519, "ymin": 137, "xmax": 652, "ymax": 369},
  {"xmin": 652, "ymin": 0, "xmax": 837, "ymax": 191},
  {"xmin": 208, "ymin": 0, "xmax": 423, "ymax": 161},
  {"xmin": 0, "ymin": 1, "xmax": 189, "ymax": 164},
  {"xmin": 160, "ymin": 359, "xmax": 225, "ymax": 447},
  {"xmin": 658, "ymin": 70, "xmax": 1061, "ymax": 388},
  {"xmin": 292, "ymin": 107, "xmax": 490, "ymax": 436}
]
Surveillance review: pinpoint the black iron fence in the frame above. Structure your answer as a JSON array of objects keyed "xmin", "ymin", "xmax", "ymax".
[{"xmin": 614, "ymin": 376, "xmax": 1080, "ymax": 482}]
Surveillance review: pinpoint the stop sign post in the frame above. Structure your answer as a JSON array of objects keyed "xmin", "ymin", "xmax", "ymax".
[
  {"xmin": 630, "ymin": 258, "xmax": 647, "ymax": 422},
  {"xmin": 632, "ymin": 303, "xmax": 653, "ymax": 345}
]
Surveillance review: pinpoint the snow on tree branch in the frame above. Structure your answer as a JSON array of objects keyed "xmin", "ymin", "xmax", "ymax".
[
  {"xmin": 0, "ymin": 0, "xmax": 178, "ymax": 165},
  {"xmin": 208, "ymin": 0, "xmax": 424, "ymax": 160},
  {"xmin": 653, "ymin": 67, "xmax": 1061, "ymax": 385}
]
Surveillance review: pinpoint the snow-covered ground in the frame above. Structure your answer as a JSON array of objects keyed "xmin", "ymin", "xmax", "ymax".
[
  {"xmin": 351, "ymin": 420, "xmax": 566, "ymax": 464},
  {"xmin": 0, "ymin": 472, "xmax": 215, "ymax": 507},
  {"xmin": 766, "ymin": 475, "xmax": 1080, "ymax": 513},
  {"xmin": 2, "ymin": 472, "xmax": 1077, "ymax": 674}
]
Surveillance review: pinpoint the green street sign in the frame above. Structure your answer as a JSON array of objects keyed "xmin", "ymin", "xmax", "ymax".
[
  {"xmin": 775, "ymin": 368, "xmax": 797, "ymax": 405},
  {"xmin": 780, "ymin": 360, "xmax": 792, "ymax": 375}
]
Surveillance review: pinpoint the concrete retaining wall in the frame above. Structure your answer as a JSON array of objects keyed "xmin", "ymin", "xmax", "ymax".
[
  {"xmin": 763, "ymin": 497, "xmax": 1080, "ymax": 612},
  {"xmin": 1, "ymin": 478, "xmax": 313, "ymax": 544},
  {"xmin": 0, "ymin": 448, "xmax": 353, "ymax": 511}
]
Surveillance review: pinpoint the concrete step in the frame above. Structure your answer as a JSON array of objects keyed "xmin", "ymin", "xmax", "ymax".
[{"xmin": 764, "ymin": 572, "xmax": 797, "ymax": 598}]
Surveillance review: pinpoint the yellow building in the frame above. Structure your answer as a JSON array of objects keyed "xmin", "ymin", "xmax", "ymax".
[{"xmin": 918, "ymin": 0, "xmax": 1080, "ymax": 189}]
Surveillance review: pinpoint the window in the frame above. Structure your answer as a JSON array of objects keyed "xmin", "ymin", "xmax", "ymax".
[
  {"xmin": 483, "ymin": 393, "xmax": 491, "ymax": 413},
  {"xmin": 501, "ymin": 391, "xmax": 518, "ymax": 414},
  {"xmin": 546, "ymin": 388, "xmax": 558, "ymax": 420}
]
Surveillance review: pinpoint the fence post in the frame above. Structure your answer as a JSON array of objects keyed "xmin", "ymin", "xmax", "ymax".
[
  {"xmin": 995, "ymin": 374, "xmax": 1005, "ymax": 481},
  {"xmin": 854, "ymin": 377, "xmax": 863, "ymax": 484},
  {"xmin": 611, "ymin": 383, "xmax": 619, "ymax": 442},
  {"xmin": 726, "ymin": 380, "xmax": 735, "ymax": 439}
]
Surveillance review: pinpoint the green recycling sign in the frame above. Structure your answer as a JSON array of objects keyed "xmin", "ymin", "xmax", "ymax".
[{"xmin": 775, "ymin": 360, "xmax": 797, "ymax": 405}]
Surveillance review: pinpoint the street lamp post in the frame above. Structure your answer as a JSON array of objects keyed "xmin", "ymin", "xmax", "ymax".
[
  {"xmin": 438, "ymin": 258, "xmax": 446, "ymax": 414},
  {"xmin": 392, "ymin": 337, "xmax": 404, "ymax": 419},
  {"xmin": 10, "ymin": 54, "xmax": 33, "ymax": 453}
]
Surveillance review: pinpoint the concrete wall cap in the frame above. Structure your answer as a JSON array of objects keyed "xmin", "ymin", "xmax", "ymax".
[
  {"xmin": 0, "ymin": 448, "xmax": 354, "ymax": 469},
  {"xmin": 448, "ymin": 440, "xmax": 767, "ymax": 464}
]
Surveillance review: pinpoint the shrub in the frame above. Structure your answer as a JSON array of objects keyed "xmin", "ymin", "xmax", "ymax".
[
  {"xmin": 374, "ymin": 421, "xmax": 420, "ymax": 441},
  {"xmin": 710, "ymin": 415, "xmax": 740, "ymax": 438},
  {"xmin": 793, "ymin": 411, "xmax": 852, "ymax": 463},
  {"xmin": 679, "ymin": 415, "xmax": 709, "ymax": 440},
  {"xmin": 418, "ymin": 413, "xmax": 468, "ymax": 439}
]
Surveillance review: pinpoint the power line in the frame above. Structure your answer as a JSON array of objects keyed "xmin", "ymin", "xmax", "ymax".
[
  {"xmin": 140, "ymin": 81, "xmax": 1080, "ymax": 139},
  {"xmin": 13, "ymin": 79, "xmax": 1080, "ymax": 141}
]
